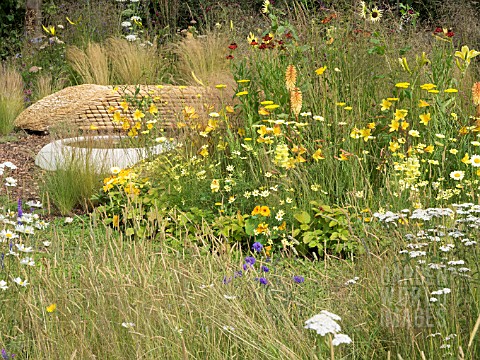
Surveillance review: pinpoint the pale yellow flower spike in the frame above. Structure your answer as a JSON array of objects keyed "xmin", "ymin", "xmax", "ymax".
[
  {"xmin": 290, "ymin": 87, "xmax": 303, "ymax": 118},
  {"xmin": 285, "ymin": 65, "xmax": 297, "ymax": 91}
]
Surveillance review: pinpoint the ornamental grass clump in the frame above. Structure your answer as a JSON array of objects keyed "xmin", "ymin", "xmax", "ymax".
[
  {"xmin": 0, "ymin": 66, "xmax": 23, "ymax": 135},
  {"xmin": 41, "ymin": 144, "xmax": 108, "ymax": 215}
]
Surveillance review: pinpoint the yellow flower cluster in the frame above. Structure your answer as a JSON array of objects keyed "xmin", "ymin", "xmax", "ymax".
[{"xmin": 103, "ymin": 169, "xmax": 141, "ymax": 196}]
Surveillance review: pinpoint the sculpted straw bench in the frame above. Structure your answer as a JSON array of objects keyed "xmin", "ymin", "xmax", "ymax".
[
  {"xmin": 14, "ymin": 84, "xmax": 231, "ymax": 133},
  {"xmin": 14, "ymin": 84, "xmax": 232, "ymax": 171}
]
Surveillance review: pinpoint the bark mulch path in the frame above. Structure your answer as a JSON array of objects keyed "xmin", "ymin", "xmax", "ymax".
[{"xmin": 0, "ymin": 131, "xmax": 51, "ymax": 202}]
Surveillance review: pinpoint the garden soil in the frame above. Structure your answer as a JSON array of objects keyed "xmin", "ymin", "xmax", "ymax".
[{"xmin": 0, "ymin": 132, "xmax": 51, "ymax": 202}]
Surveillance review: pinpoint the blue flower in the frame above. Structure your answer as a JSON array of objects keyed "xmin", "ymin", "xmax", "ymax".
[
  {"xmin": 258, "ymin": 277, "xmax": 268, "ymax": 285},
  {"xmin": 261, "ymin": 265, "xmax": 269, "ymax": 272},
  {"xmin": 245, "ymin": 256, "xmax": 256, "ymax": 265},
  {"xmin": 17, "ymin": 199, "xmax": 22, "ymax": 224},
  {"xmin": 234, "ymin": 270, "xmax": 243, "ymax": 278},
  {"xmin": 293, "ymin": 275, "xmax": 305, "ymax": 283},
  {"xmin": 1, "ymin": 349, "xmax": 14, "ymax": 359},
  {"xmin": 252, "ymin": 242, "xmax": 263, "ymax": 252}
]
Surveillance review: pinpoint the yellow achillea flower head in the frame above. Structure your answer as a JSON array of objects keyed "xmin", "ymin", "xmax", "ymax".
[
  {"xmin": 420, "ymin": 83, "xmax": 436, "ymax": 90},
  {"xmin": 46, "ymin": 303, "xmax": 57, "ymax": 313},
  {"xmin": 290, "ymin": 87, "xmax": 303, "ymax": 117},
  {"xmin": 264, "ymin": 104, "xmax": 280, "ymax": 110},
  {"xmin": 285, "ymin": 65, "xmax": 297, "ymax": 91},
  {"xmin": 395, "ymin": 82, "xmax": 410, "ymax": 89},
  {"xmin": 274, "ymin": 143, "xmax": 290, "ymax": 168},
  {"xmin": 444, "ymin": 88, "xmax": 458, "ymax": 93}
]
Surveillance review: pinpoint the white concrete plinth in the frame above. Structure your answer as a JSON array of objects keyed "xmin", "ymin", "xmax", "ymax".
[{"xmin": 35, "ymin": 136, "xmax": 172, "ymax": 172}]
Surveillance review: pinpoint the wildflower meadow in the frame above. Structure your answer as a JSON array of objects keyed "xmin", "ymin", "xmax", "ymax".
[{"xmin": 0, "ymin": 0, "xmax": 479, "ymax": 358}]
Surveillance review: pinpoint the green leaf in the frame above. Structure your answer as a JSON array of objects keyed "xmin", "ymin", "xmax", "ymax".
[
  {"xmin": 245, "ymin": 218, "xmax": 256, "ymax": 236},
  {"xmin": 399, "ymin": 46, "xmax": 411, "ymax": 56},
  {"xmin": 125, "ymin": 228, "xmax": 135, "ymax": 236},
  {"xmin": 294, "ymin": 211, "xmax": 311, "ymax": 224}
]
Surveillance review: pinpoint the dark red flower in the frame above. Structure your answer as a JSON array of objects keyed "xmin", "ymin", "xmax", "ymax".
[
  {"xmin": 259, "ymin": 43, "xmax": 267, "ymax": 50},
  {"xmin": 434, "ymin": 27, "xmax": 442, "ymax": 34},
  {"xmin": 446, "ymin": 31, "xmax": 454, "ymax": 37},
  {"xmin": 285, "ymin": 32, "xmax": 293, "ymax": 39},
  {"xmin": 228, "ymin": 43, "xmax": 237, "ymax": 50},
  {"xmin": 250, "ymin": 40, "xmax": 258, "ymax": 46},
  {"xmin": 226, "ymin": 54, "xmax": 234, "ymax": 60},
  {"xmin": 262, "ymin": 34, "xmax": 272, "ymax": 42}
]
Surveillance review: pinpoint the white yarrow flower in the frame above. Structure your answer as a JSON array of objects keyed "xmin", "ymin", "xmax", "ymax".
[
  {"xmin": 305, "ymin": 311, "xmax": 342, "ymax": 336},
  {"xmin": 332, "ymin": 333, "xmax": 353, "ymax": 346}
]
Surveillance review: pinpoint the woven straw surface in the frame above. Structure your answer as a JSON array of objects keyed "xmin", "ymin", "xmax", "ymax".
[{"xmin": 15, "ymin": 84, "xmax": 231, "ymax": 132}]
